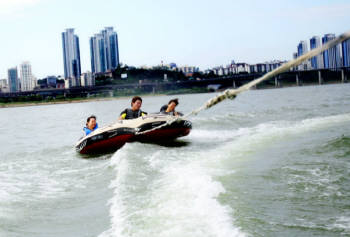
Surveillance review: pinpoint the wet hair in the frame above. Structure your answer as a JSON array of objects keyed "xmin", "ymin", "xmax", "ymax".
[
  {"xmin": 131, "ymin": 96, "xmax": 142, "ymax": 106},
  {"xmin": 86, "ymin": 115, "xmax": 96, "ymax": 125},
  {"xmin": 168, "ymin": 98, "xmax": 179, "ymax": 106}
]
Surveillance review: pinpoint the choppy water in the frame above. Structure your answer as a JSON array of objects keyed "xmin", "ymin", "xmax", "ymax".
[{"xmin": 1, "ymin": 84, "xmax": 350, "ymax": 237}]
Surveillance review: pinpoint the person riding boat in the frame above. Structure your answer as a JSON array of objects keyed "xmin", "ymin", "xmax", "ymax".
[
  {"xmin": 119, "ymin": 96, "xmax": 148, "ymax": 120},
  {"xmin": 160, "ymin": 98, "xmax": 182, "ymax": 116},
  {"xmin": 83, "ymin": 115, "xmax": 98, "ymax": 135}
]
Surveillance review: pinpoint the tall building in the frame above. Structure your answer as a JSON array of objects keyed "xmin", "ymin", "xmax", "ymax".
[
  {"xmin": 8, "ymin": 67, "xmax": 19, "ymax": 92},
  {"xmin": 20, "ymin": 61, "xmax": 33, "ymax": 91},
  {"xmin": 62, "ymin": 28, "xmax": 81, "ymax": 86},
  {"xmin": 297, "ymin": 41, "xmax": 310, "ymax": 70},
  {"xmin": 297, "ymin": 41, "xmax": 308, "ymax": 56},
  {"xmin": 310, "ymin": 36, "xmax": 324, "ymax": 69},
  {"xmin": 90, "ymin": 27, "xmax": 119, "ymax": 73},
  {"xmin": 342, "ymin": 39, "xmax": 350, "ymax": 67},
  {"xmin": 322, "ymin": 34, "xmax": 342, "ymax": 69}
]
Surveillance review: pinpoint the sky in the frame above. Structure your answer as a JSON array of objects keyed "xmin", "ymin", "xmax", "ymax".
[{"xmin": 0, "ymin": 0, "xmax": 350, "ymax": 79}]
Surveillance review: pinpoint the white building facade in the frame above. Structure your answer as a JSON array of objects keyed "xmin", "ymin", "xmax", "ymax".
[
  {"xmin": 80, "ymin": 71, "xmax": 95, "ymax": 86},
  {"xmin": 20, "ymin": 61, "xmax": 33, "ymax": 91}
]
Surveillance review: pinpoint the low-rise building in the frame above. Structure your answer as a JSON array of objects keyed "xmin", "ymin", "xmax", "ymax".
[
  {"xmin": 0, "ymin": 79, "xmax": 8, "ymax": 88},
  {"xmin": 80, "ymin": 71, "xmax": 95, "ymax": 86},
  {"xmin": 235, "ymin": 63, "xmax": 250, "ymax": 73},
  {"xmin": 0, "ymin": 79, "xmax": 9, "ymax": 93},
  {"xmin": 177, "ymin": 66, "xmax": 199, "ymax": 76}
]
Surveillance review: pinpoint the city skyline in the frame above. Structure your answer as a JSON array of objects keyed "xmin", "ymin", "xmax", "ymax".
[
  {"xmin": 0, "ymin": 0, "xmax": 350, "ymax": 79},
  {"xmin": 2, "ymin": 30, "xmax": 349, "ymax": 90}
]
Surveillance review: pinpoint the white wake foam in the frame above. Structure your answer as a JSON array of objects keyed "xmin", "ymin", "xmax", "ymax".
[{"xmin": 100, "ymin": 143, "xmax": 246, "ymax": 237}]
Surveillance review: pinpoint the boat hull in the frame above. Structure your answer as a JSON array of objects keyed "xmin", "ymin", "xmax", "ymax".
[
  {"xmin": 76, "ymin": 128, "xmax": 134, "ymax": 154},
  {"xmin": 135, "ymin": 119, "xmax": 192, "ymax": 142}
]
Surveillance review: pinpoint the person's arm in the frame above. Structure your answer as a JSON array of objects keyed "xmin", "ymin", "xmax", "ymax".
[
  {"xmin": 119, "ymin": 114, "xmax": 126, "ymax": 120},
  {"xmin": 119, "ymin": 109, "xmax": 127, "ymax": 120},
  {"xmin": 165, "ymin": 106, "xmax": 172, "ymax": 113},
  {"xmin": 160, "ymin": 105, "xmax": 167, "ymax": 112}
]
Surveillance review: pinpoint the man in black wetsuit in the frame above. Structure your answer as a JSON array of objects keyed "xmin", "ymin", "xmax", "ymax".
[
  {"xmin": 119, "ymin": 96, "xmax": 148, "ymax": 120},
  {"xmin": 160, "ymin": 98, "xmax": 182, "ymax": 116}
]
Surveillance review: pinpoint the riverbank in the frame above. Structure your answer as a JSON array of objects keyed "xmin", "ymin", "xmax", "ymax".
[
  {"xmin": 0, "ymin": 87, "xmax": 210, "ymax": 108},
  {"xmin": 0, "ymin": 93, "xmax": 169, "ymax": 108}
]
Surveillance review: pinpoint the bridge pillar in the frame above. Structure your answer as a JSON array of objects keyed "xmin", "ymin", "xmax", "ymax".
[
  {"xmin": 318, "ymin": 70, "xmax": 323, "ymax": 85},
  {"xmin": 296, "ymin": 74, "xmax": 300, "ymax": 86},
  {"xmin": 275, "ymin": 76, "xmax": 281, "ymax": 87},
  {"xmin": 341, "ymin": 69, "xmax": 347, "ymax": 83},
  {"xmin": 233, "ymin": 80, "xmax": 236, "ymax": 88}
]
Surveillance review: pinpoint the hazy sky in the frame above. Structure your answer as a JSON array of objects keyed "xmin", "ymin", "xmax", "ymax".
[{"xmin": 1, "ymin": 0, "xmax": 350, "ymax": 79}]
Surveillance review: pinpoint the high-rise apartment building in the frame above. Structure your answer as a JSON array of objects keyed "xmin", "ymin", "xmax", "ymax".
[
  {"xmin": 297, "ymin": 41, "xmax": 308, "ymax": 56},
  {"xmin": 322, "ymin": 34, "xmax": 342, "ymax": 69},
  {"xmin": 310, "ymin": 36, "xmax": 324, "ymax": 69},
  {"xmin": 20, "ymin": 61, "xmax": 33, "ymax": 91},
  {"xmin": 8, "ymin": 67, "xmax": 19, "ymax": 92},
  {"xmin": 342, "ymin": 39, "xmax": 350, "ymax": 67},
  {"xmin": 90, "ymin": 27, "xmax": 119, "ymax": 73},
  {"xmin": 62, "ymin": 28, "xmax": 81, "ymax": 86},
  {"xmin": 297, "ymin": 41, "xmax": 310, "ymax": 70}
]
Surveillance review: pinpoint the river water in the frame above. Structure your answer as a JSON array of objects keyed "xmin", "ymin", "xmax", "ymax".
[{"xmin": 1, "ymin": 84, "xmax": 350, "ymax": 237}]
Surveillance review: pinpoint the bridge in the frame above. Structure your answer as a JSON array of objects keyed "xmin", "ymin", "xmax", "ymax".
[{"xmin": 1, "ymin": 68, "xmax": 349, "ymax": 99}]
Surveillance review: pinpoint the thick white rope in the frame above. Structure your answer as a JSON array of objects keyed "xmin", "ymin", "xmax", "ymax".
[{"xmin": 136, "ymin": 30, "xmax": 350, "ymax": 135}]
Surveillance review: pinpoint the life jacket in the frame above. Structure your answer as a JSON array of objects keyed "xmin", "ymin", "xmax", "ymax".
[
  {"xmin": 126, "ymin": 108, "xmax": 141, "ymax": 118},
  {"xmin": 121, "ymin": 109, "xmax": 146, "ymax": 119},
  {"xmin": 83, "ymin": 123, "xmax": 98, "ymax": 135}
]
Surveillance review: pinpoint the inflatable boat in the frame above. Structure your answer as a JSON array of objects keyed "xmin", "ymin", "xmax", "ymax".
[{"xmin": 75, "ymin": 114, "xmax": 192, "ymax": 154}]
